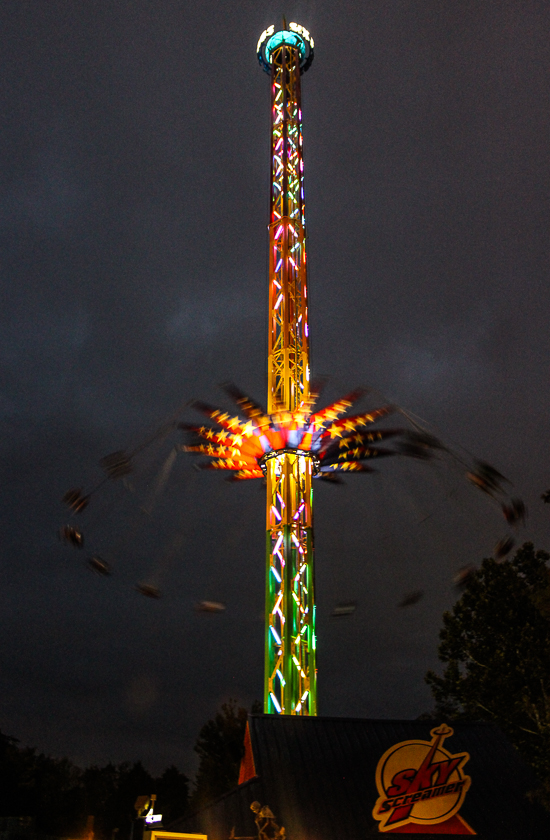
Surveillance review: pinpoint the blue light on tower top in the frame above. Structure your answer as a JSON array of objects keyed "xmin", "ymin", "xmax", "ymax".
[
  {"xmin": 267, "ymin": 30, "xmax": 306, "ymax": 61},
  {"xmin": 257, "ymin": 22, "xmax": 314, "ymax": 74}
]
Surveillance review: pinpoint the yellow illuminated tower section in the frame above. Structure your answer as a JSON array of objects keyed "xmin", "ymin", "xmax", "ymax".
[
  {"xmin": 62, "ymin": 20, "xmax": 523, "ymax": 725},
  {"xmin": 183, "ymin": 24, "xmax": 405, "ymax": 716},
  {"xmin": 258, "ymin": 23, "xmax": 316, "ymax": 715}
]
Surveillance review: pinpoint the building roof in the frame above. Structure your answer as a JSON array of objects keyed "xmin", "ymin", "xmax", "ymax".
[{"xmin": 170, "ymin": 715, "xmax": 550, "ymax": 840}]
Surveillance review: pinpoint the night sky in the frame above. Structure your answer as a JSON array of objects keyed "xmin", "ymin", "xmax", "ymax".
[{"xmin": 1, "ymin": 1, "xmax": 549, "ymax": 778}]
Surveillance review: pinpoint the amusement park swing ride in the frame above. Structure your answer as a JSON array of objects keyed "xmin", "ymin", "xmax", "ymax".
[{"xmin": 59, "ymin": 22, "xmax": 526, "ymax": 716}]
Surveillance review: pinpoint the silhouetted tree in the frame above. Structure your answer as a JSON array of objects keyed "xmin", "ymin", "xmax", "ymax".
[
  {"xmin": 426, "ymin": 543, "xmax": 550, "ymax": 804},
  {"xmin": 0, "ymin": 734, "xmax": 84, "ymax": 836},
  {"xmin": 191, "ymin": 700, "xmax": 261, "ymax": 810},
  {"xmin": 156, "ymin": 765, "xmax": 189, "ymax": 825},
  {"xmin": 101, "ymin": 762, "xmax": 154, "ymax": 840},
  {"xmin": 81, "ymin": 763, "xmax": 118, "ymax": 835},
  {"xmin": 0, "ymin": 731, "xmax": 25, "ymax": 817}
]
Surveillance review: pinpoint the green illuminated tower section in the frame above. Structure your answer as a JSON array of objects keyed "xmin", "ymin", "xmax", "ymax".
[
  {"xmin": 257, "ymin": 23, "xmax": 316, "ymax": 715},
  {"xmin": 184, "ymin": 20, "xmax": 444, "ymax": 717}
]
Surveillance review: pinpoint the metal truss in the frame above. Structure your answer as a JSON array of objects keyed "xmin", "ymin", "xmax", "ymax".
[
  {"xmin": 181, "ymin": 33, "xmax": 402, "ymax": 715},
  {"xmin": 182, "ymin": 26, "xmax": 440, "ymax": 717},
  {"xmin": 265, "ymin": 451, "xmax": 316, "ymax": 715},
  {"xmin": 268, "ymin": 43, "xmax": 309, "ymax": 415},
  {"xmin": 265, "ymin": 41, "xmax": 315, "ymax": 715}
]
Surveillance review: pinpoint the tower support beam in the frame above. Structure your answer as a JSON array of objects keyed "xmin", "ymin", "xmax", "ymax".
[{"xmin": 261, "ymin": 30, "xmax": 316, "ymax": 716}]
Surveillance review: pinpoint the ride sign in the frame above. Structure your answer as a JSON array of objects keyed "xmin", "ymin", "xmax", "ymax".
[{"xmin": 372, "ymin": 724, "xmax": 476, "ymax": 834}]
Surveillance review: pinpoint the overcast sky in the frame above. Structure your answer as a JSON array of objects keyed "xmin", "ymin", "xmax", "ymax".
[{"xmin": 1, "ymin": 0, "xmax": 549, "ymax": 778}]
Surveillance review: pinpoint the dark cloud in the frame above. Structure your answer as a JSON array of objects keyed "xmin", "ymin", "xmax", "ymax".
[{"xmin": 1, "ymin": 0, "xmax": 549, "ymax": 776}]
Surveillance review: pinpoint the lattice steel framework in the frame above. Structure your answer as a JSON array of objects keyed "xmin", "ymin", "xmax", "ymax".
[
  {"xmin": 60, "ymin": 20, "xmax": 524, "ymax": 731},
  {"xmin": 267, "ymin": 44, "xmax": 309, "ymax": 415},
  {"xmin": 259, "ymin": 24, "xmax": 316, "ymax": 716},
  {"xmin": 182, "ymin": 24, "xmax": 430, "ymax": 717}
]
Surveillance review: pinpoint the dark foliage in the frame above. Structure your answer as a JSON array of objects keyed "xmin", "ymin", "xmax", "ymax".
[
  {"xmin": 191, "ymin": 700, "xmax": 261, "ymax": 811},
  {"xmin": 426, "ymin": 543, "xmax": 550, "ymax": 806},
  {"xmin": 92, "ymin": 761, "xmax": 155, "ymax": 840},
  {"xmin": 155, "ymin": 765, "xmax": 190, "ymax": 826},
  {"xmin": 0, "ymin": 733, "xmax": 83, "ymax": 836},
  {"xmin": 0, "ymin": 732, "xmax": 189, "ymax": 840}
]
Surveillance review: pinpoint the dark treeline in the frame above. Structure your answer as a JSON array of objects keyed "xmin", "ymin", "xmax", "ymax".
[
  {"xmin": 0, "ymin": 700, "xmax": 257, "ymax": 840},
  {"xmin": 0, "ymin": 730, "xmax": 188, "ymax": 840}
]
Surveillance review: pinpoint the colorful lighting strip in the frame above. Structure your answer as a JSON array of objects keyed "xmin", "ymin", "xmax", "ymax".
[
  {"xmin": 264, "ymin": 33, "xmax": 315, "ymax": 716},
  {"xmin": 182, "ymin": 27, "xmax": 424, "ymax": 717},
  {"xmin": 267, "ymin": 39, "xmax": 309, "ymax": 416}
]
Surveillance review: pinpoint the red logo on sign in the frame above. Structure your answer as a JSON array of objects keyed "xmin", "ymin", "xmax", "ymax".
[{"xmin": 372, "ymin": 725, "xmax": 475, "ymax": 834}]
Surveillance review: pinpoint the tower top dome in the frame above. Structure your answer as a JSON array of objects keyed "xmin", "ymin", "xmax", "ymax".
[{"xmin": 257, "ymin": 22, "xmax": 314, "ymax": 74}]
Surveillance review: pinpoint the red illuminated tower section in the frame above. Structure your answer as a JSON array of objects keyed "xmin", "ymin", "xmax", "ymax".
[
  {"xmin": 183, "ymin": 24, "xmax": 417, "ymax": 717},
  {"xmin": 258, "ymin": 23, "xmax": 316, "ymax": 715},
  {"xmin": 264, "ymin": 27, "xmax": 311, "ymax": 414},
  {"xmin": 61, "ymin": 18, "xmax": 526, "ymax": 737}
]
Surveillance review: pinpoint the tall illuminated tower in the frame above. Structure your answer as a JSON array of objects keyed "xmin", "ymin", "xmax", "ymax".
[
  {"xmin": 257, "ymin": 22, "xmax": 316, "ymax": 716},
  {"xmin": 181, "ymin": 22, "xmax": 419, "ymax": 716},
  {"xmin": 62, "ymin": 21, "xmax": 524, "ymax": 727}
]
